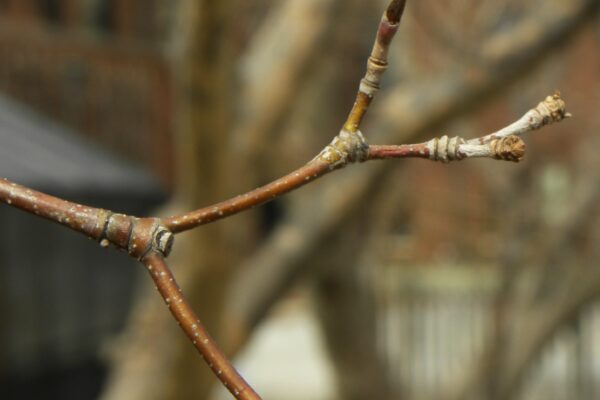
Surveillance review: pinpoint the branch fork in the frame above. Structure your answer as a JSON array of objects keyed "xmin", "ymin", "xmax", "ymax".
[
  {"xmin": 0, "ymin": 1, "xmax": 575, "ymax": 399},
  {"xmin": 315, "ymin": 129, "xmax": 369, "ymax": 169},
  {"xmin": 97, "ymin": 213, "xmax": 174, "ymax": 259}
]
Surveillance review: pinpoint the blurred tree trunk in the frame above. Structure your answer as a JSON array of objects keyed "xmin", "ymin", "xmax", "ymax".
[{"xmin": 313, "ymin": 218, "xmax": 396, "ymax": 400}]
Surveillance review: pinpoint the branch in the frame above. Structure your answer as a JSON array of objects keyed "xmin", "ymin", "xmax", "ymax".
[
  {"xmin": 162, "ymin": 0, "xmax": 407, "ymax": 233},
  {"xmin": 223, "ymin": 0, "xmax": 593, "ymax": 356},
  {"xmin": 368, "ymin": 93, "xmax": 570, "ymax": 163},
  {"xmin": 0, "ymin": 0, "xmax": 587, "ymax": 398},
  {"xmin": 162, "ymin": 90, "xmax": 568, "ymax": 233},
  {"xmin": 0, "ymin": 179, "xmax": 174, "ymax": 259},
  {"xmin": 0, "ymin": 90, "xmax": 567, "ymax": 239},
  {"xmin": 161, "ymin": 161, "xmax": 330, "ymax": 233},
  {"xmin": 343, "ymin": 0, "xmax": 405, "ymax": 132},
  {"xmin": 142, "ymin": 253, "xmax": 260, "ymax": 400}
]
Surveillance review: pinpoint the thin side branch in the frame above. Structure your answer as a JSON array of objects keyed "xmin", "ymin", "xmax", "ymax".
[
  {"xmin": 369, "ymin": 135, "xmax": 526, "ymax": 162},
  {"xmin": 368, "ymin": 92, "xmax": 569, "ymax": 163},
  {"xmin": 142, "ymin": 253, "xmax": 261, "ymax": 400},
  {"xmin": 163, "ymin": 91, "xmax": 569, "ymax": 234},
  {"xmin": 161, "ymin": 160, "xmax": 331, "ymax": 233},
  {"xmin": 163, "ymin": 0, "xmax": 408, "ymax": 234},
  {"xmin": 344, "ymin": 0, "xmax": 405, "ymax": 132}
]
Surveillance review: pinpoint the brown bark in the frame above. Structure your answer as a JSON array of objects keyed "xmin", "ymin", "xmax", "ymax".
[{"xmin": 101, "ymin": 1, "xmax": 246, "ymax": 399}]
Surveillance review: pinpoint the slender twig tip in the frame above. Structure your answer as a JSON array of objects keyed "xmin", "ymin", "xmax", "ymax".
[
  {"xmin": 541, "ymin": 92, "xmax": 569, "ymax": 123},
  {"xmin": 386, "ymin": 0, "xmax": 407, "ymax": 24}
]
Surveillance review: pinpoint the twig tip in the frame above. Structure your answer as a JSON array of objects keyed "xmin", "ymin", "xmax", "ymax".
[{"xmin": 386, "ymin": 0, "xmax": 407, "ymax": 24}]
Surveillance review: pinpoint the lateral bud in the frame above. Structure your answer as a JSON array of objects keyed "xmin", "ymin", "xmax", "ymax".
[{"xmin": 490, "ymin": 135, "xmax": 525, "ymax": 162}]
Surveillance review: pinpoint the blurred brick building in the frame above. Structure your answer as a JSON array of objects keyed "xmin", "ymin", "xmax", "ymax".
[{"xmin": 0, "ymin": 0, "xmax": 173, "ymax": 187}]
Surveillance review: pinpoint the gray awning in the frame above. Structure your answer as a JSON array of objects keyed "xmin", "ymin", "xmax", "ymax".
[{"xmin": 0, "ymin": 93, "xmax": 164, "ymax": 199}]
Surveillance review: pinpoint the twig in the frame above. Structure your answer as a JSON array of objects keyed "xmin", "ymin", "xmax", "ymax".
[
  {"xmin": 163, "ymin": 0, "xmax": 408, "ymax": 233},
  {"xmin": 163, "ymin": 90, "xmax": 569, "ymax": 233},
  {"xmin": 162, "ymin": 161, "xmax": 330, "ymax": 233},
  {"xmin": 0, "ymin": 94, "xmax": 569, "ymax": 400},
  {"xmin": 142, "ymin": 253, "xmax": 261, "ymax": 400},
  {"xmin": 343, "ymin": 0, "xmax": 406, "ymax": 132},
  {"xmin": 0, "ymin": 0, "xmax": 577, "ymax": 398},
  {"xmin": 468, "ymin": 92, "xmax": 571, "ymax": 145},
  {"xmin": 368, "ymin": 93, "xmax": 570, "ymax": 163},
  {"xmin": 221, "ymin": 0, "xmax": 593, "ymax": 373}
]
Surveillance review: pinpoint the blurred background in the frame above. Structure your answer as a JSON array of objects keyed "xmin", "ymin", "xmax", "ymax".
[{"xmin": 0, "ymin": 0, "xmax": 599, "ymax": 399}]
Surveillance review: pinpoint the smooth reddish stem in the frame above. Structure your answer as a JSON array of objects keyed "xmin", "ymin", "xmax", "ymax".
[
  {"xmin": 162, "ymin": 160, "xmax": 331, "ymax": 233},
  {"xmin": 368, "ymin": 143, "xmax": 430, "ymax": 160},
  {"xmin": 143, "ymin": 253, "xmax": 262, "ymax": 400},
  {"xmin": 0, "ymin": 178, "xmax": 107, "ymax": 238}
]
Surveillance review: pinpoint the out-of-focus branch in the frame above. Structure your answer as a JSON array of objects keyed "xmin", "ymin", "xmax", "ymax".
[{"xmin": 234, "ymin": 0, "xmax": 340, "ymax": 158}]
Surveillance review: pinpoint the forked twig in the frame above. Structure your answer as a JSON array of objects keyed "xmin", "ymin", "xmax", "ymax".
[{"xmin": 0, "ymin": 1, "xmax": 572, "ymax": 398}]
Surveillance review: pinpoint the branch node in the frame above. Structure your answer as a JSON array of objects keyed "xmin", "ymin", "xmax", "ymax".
[
  {"xmin": 426, "ymin": 135, "xmax": 466, "ymax": 163},
  {"xmin": 100, "ymin": 215, "xmax": 174, "ymax": 259},
  {"xmin": 315, "ymin": 130, "xmax": 369, "ymax": 169}
]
